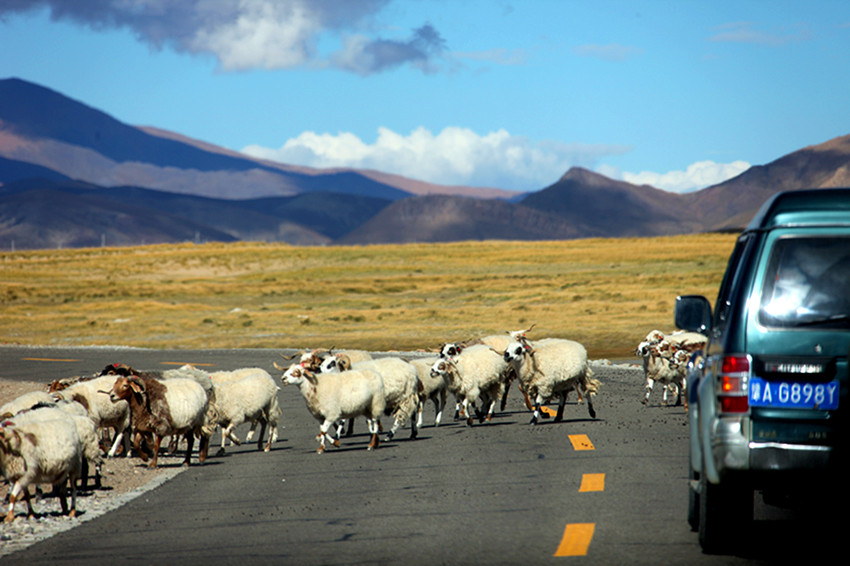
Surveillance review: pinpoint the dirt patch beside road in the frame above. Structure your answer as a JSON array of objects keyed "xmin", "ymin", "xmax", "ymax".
[
  {"xmin": 1, "ymin": 378, "xmax": 178, "ymax": 501},
  {"xmin": 1, "ymin": 378, "xmax": 183, "ymax": 557}
]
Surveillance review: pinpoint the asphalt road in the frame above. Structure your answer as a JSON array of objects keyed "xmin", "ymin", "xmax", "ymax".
[{"xmin": 0, "ymin": 346, "xmax": 835, "ymax": 565}]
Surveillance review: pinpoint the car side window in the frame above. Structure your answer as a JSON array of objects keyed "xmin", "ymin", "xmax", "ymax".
[{"xmin": 712, "ymin": 234, "xmax": 753, "ymax": 335}]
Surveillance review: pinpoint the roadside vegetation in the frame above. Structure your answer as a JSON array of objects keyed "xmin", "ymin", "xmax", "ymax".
[{"xmin": 0, "ymin": 234, "xmax": 736, "ymax": 359}]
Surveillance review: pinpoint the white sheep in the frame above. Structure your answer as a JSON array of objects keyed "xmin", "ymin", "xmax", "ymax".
[
  {"xmin": 642, "ymin": 340, "xmax": 689, "ymax": 407},
  {"xmin": 502, "ymin": 337, "xmax": 599, "ymax": 425},
  {"xmin": 0, "ymin": 390, "xmax": 56, "ymax": 417},
  {"xmin": 278, "ymin": 364, "xmax": 385, "ymax": 454},
  {"xmin": 312, "ymin": 351, "xmax": 375, "ymax": 438},
  {"xmin": 324, "ymin": 355, "xmax": 420, "ymax": 441},
  {"xmin": 0, "ymin": 415, "xmax": 82, "ymax": 523},
  {"xmin": 408, "ymin": 356, "xmax": 448, "ymax": 427},
  {"xmin": 439, "ymin": 326, "xmax": 536, "ymax": 413},
  {"xmin": 635, "ymin": 330, "xmax": 703, "ymax": 406},
  {"xmin": 11, "ymin": 402, "xmax": 103, "ymax": 490},
  {"xmin": 207, "ymin": 368, "xmax": 281, "ymax": 455},
  {"xmin": 430, "ymin": 344, "xmax": 509, "ymax": 426},
  {"xmin": 48, "ymin": 375, "xmax": 133, "ymax": 458}
]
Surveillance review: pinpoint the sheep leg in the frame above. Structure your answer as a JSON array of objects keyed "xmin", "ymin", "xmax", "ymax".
[
  {"xmin": 367, "ymin": 418, "xmax": 380, "ymax": 450},
  {"xmin": 256, "ymin": 419, "xmax": 268, "ymax": 451},
  {"xmin": 4, "ymin": 483, "xmax": 27, "ymax": 523},
  {"xmin": 520, "ymin": 382, "xmax": 534, "ymax": 411},
  {"xmin": 57, "ymin": 478, "xmax": 76, "ymax": 518},
  {"xmin": 454, "ymin": 398, "xmax": 466, "ymax": 420},
  {"xmin": 643, "ymin": 378, "xmax": 654, "ymax": 404},
  {"xmin": 149, "ymin": 434, "xmax": 165, "ymax": 468},
  {"xmin": 107, "ymin": 428, "xmax": 128, "ymax": 458},
  {"xmin": 554, "ymin": 392, "xmax": 567, "ymax": 422},
  {"xmin": 80, "ymin": 458, "xmax": 90, "ymax": 490},
  {"xmin": 182, "ymin": 432, "xmax": 196, "ymax": 467},
  {"xmin": 530, "ymin": 392, "xmax": 546, "ymax": 425},
  {"xmin": 68, "ymin": 480, "xmax": 77, "ymax": 518},
  {"xmin": 245, "ymin": 421, "xmax": 259, "ymax": 443},
  {"xmin": 434, "ymin": 391, "xmax": 446, "ymax": 426},
  {"xmin": 530, "ymin": 401, "xmax": 541, "ymax": 425},
  {"xmin": 263, "ymin": 419, "xmax": 275, "ymax": 452},
  {"xmin": 501, "ymin": 377, "xmax": 513, "ymax": 411},
  {"xmin": 226, "ymin": 425, "xmax": 242, "ymax": 446},
  {"xmin": 134, "ymin": 431, "xmax": 153, "ymax": 462},
  {"xmin": 409, "ymin": 413, "xmax": 418, "ymax": 440},
  {"xmin": 216, "ymin": 423, "xmax": 238, "ymax": 456},
  {"xmin": 317, "ymin": 420, "xmax": 340, "ymax": 454},
  {"xmin": 198, "ymin": 433, "xmax": 209, "ymax": 463},
  {"xmin": 463, "ymin": 399, "xmax": 478, "ymax": 426},
  {"xmin": 483, "ymin": 398, "xmax": 497, "ymax": 423}
]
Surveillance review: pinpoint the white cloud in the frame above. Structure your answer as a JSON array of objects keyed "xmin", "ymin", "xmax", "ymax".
[
  {"xmin": 620, "ymin": 160, "xmax": 750, "ymax": 193},
  {"xmin": 3, "ymin": 0, "xmax": 444, "ymax": 74},
  {"xmin": 709, "ymin": 21, "xmax": 812, "ymax": 46},
  {"xmin": 189, "ymin": 1, "xmax": 322, "ymax": 70},
  {"xmin": 242, "ymin": 127, "xmax": 631, "ymax": 191},
  {"xmin": 573, "ymin": 43, "xmax": 643, "ymax": 61}
]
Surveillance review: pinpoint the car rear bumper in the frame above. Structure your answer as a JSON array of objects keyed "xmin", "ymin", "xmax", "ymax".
[{"xmin": 749, "ymin": 441, "xmax": 833, "ymax": 470}]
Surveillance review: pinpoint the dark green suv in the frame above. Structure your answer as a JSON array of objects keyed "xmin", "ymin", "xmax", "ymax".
[{"xmin": 675, "ymin": 188, "xmax": 849, "ymax": 553}]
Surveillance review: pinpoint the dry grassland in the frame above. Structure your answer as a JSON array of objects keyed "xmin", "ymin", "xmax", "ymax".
[{"xmin": 0, "ymin": 234, "xmax": 737, "ymax": 359}]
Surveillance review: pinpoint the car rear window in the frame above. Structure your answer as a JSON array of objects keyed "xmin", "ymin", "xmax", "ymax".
[{"xmin": 758, "ymin": 236, "xmax": 850, "ymax": 329}]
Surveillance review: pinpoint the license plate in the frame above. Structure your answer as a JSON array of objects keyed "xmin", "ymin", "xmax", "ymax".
[{"xmin": 749, "ymin": 376, "xmax": 840, "ymax": 410}]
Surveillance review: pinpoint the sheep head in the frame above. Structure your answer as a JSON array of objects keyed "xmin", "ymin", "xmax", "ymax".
[
  {"xmin": 279, "ymin": 364, "xmax": 318, "ymax": 386},
  {"xmin": 503, "ymin": 340, "xmax": 533, "ymax": 365},
  {"xmin": 429, "ymin": 359, "xmax": 457, "ymax": 382},
  {"xmin": 438, "ymin": 342, "xmax": 465, "ymax": 359},
  {"xmin": 109, "ymin": 375, "xmax": 146, "ymax": 405},
  {"xmin": 100, "ymin": 362, "xmax": 139, "ymax": 377}
]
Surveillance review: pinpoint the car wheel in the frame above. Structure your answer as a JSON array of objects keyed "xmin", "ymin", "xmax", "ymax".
[
  {"xmin": 698, "ymin": 473, "xmax": 752, "ymax": 554},
  {"xmin": 687, "ymin": 459, "xmax": 700, "ymax": 531}
]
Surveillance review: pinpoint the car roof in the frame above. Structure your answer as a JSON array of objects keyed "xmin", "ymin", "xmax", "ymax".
[{"xmin": 745, "ymin": 188, "xmax": 850, "ymax": 231}]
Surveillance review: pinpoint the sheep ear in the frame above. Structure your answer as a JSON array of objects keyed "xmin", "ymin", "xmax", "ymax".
[
  {"xmin": 304, "ymin": 370, "xmax": 318, "ymax": 385},
  {"xmin": 129, "ymin": 377, "xmax": 145, "ymax": 395}
]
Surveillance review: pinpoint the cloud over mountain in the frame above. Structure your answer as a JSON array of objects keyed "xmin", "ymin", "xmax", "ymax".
[{"xmin": 242, "ymin": 126, "xmax": 633, "ymax": 192}]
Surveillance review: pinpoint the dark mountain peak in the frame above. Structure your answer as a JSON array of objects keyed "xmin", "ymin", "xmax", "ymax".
[{"xmin": 557, "ymin": 166, "xmax": 613, "ymax": 186}]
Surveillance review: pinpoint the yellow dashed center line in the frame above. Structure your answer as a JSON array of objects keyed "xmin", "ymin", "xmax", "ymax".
[
  {"xmin": 21, "ymin": 357, "xmax": 81, "ymax": 362},
  {"xmin": 554, "ymin": 523, "xmax": 596, "ymax": 556},
  {"xmin": 579, "ymin": 473, "xmax": 605, "ymax": 492},
  {"xmin": 568, "ymin": 434, "xmax": 594, "ymax": 450},
  {"xmin": 554, "ymin": 436, "xmax": 602, "ymax": 557}
]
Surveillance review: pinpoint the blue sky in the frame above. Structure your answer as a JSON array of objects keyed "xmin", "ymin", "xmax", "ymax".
[{"xmin": 1, "ymin": 0, "xmax": 848, "ymax": 194}]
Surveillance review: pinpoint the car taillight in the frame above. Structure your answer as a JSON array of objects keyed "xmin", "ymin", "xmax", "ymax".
[{"xmin": 718, "ymin": 355, "xmax": 750, "ymax": 413}]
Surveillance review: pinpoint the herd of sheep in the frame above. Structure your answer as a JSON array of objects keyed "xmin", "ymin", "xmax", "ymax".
[{"xmin": 1, "ymin": 325, "xmax": 701, "ymax": 524}]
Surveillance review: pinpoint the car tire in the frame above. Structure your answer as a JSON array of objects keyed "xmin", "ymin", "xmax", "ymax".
[
  {"xmin": 687, "ymin": 462, "xmax": 700, "ymax": 532},
  {"xmin": 698, "ymin": 473, "xmax": 752, "ymax": 554}
]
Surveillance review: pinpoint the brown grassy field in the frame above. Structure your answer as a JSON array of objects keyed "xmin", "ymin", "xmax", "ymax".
[{"xmin": 0, "ymin": 234, "xmax": 737, "ymax": 359}]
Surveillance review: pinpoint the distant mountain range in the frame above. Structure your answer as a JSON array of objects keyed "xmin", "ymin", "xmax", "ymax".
[{"xmin": 2, "ymin": 77, "xmax": 849, "ymax": 249}]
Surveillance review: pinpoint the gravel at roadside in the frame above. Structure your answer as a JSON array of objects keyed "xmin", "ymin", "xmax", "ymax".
[{"xmin": 0, "ymin": 378, "xmax": 185, "ymax": 558}]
